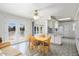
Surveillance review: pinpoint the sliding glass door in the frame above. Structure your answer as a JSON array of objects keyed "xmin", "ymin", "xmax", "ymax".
[{"xmin": 7, "ymin": 22, "xmax": 25, "ymax": 44}]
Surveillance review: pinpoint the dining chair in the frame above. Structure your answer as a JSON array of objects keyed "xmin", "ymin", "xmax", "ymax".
[
  {"xmin": 39, "ymin": 36, "xmax": 51, "ymax": 55},
  {"xmin": 28, "ymin": 35, "xmax": 39, "ymax": 51}
]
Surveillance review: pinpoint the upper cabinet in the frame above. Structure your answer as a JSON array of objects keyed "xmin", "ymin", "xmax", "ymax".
[{"xmin": 48, "ymin": 19, "xmax": 58, "ymax": 29}]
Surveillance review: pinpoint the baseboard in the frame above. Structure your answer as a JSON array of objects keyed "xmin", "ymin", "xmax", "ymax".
[
  {"xmin": 51, "ymin": 42, "xmax": 62, "ymax": 46},
  {"xmin": 62, "ymin": 36, "xmax": 75, "ymax": 39}
]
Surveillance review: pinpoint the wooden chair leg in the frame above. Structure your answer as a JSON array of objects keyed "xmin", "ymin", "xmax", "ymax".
[{"xmin": 44, "ymin": 46, "xmax": 49, "ymax": 55}]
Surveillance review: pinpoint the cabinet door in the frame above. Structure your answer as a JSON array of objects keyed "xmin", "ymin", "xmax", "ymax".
[{"xmin": 75, "ymin": 21, "xmax": 79, "ymax": 38}]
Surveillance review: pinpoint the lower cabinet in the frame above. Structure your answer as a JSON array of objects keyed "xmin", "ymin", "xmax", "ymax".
[
  {"xmin": 76, "ymin": 39, "xmax": 79, "ymax": 54},
  {"xmin": 51, "ymin": 34, "xmax": 62, "ymax": 45}
]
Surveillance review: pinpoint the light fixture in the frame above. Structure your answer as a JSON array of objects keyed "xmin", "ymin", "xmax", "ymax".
[
  {"xmin": 58, "ymin": 18, "xmax": 71, "ymax": 21},
  {"xmin": 48, "ymin": 16, "xmax": 52, "ymax": 20},
  {"xmin": 33, "ymin": 10, "xmax": 39, "ymax": 20}
]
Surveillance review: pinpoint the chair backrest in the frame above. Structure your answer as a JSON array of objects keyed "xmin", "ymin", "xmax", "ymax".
[
  {"xmin": 31, "ymin": 36, "xmax": 36, "ymax": 41},
  {"xmin": 44, "ymin": 36, "xmax": 51, "ymax": 46},
  {"xmin": 0, "ymin": 37, "xmax": 2, "ymax": 43},
  {"xmin": 28, "ymin": 34, "xmax": 32, "ymax": 40},
  {"xmin": 40, "ymin": 34, "xmax": 46, "ymax": 37},
  {"xmin": 28, "ymin": 35, "xmax": 36, "ymax": 43}
]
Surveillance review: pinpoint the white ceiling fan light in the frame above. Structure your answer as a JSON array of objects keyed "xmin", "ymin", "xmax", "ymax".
[
  {"xmin": 33, "ymin": 10, "xmax": 39, "ymax": 20},
  {"xmin": 33, "ymin": 15, "xmax": 39, "ymax": 20}
]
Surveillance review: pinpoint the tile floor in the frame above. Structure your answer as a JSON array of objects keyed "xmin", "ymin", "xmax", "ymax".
[{"xmin": 12, "ymin": 38, "xmax": 78, "ymax": 56}]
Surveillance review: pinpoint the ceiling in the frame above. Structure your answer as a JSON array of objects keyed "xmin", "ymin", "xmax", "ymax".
[{"xmin": 0, "ymin": 3, "xmax": 79, "ymax": 20}]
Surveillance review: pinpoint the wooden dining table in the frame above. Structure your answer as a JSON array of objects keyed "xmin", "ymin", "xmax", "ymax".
[{"xmin": 35, "ymin": 36, "xmax": 49, "ymax": 42}]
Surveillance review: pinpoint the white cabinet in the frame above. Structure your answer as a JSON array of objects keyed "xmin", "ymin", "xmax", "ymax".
[
  {"xmin": 50, "ymin": 34, "xmax": 62, "ymax": 45},
  {"xmin": 54, "ymin": 35, "xmax": 62, "ymax": 45},
  {"xmin": 75, "ymin": 21, "xmax": 79, "ymax": 54},
  {"xmin": 76, "ymin": 39, "xmax": 79, "ymax": 54}
]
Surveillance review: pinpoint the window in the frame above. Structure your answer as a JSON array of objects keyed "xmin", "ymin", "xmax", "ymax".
[
  {"xmin": 37, "ymin": 27, "xmax": 39, "ymax": 33},
  {"xmin": 8, "ymin": 23, "xmax": 16, "ymax": 40},
  {"xmin": 34, "ymin": 25, "xmax": 43, "ymax": 34},
  {"xmin": 20, "ymin": 24, "xmax": 25, "ymax": 36},
  {"xmin": 40, "ymin": 26, "xmax": 42, "ymax": 33}
]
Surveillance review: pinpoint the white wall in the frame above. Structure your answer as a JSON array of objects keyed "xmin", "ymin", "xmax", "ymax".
[
  {"xmin": 0, "ymin": 11, "xmax": 32, "ymax": 41},
  {"xmin": 59, "ymin": 21, "xmax": 75, "ymax": 38}
]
